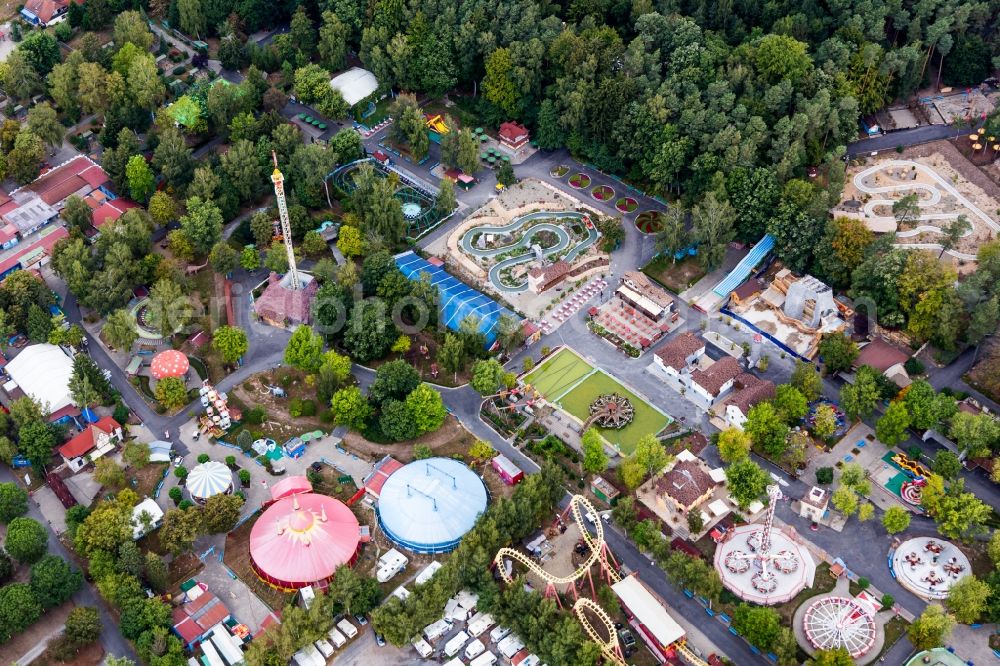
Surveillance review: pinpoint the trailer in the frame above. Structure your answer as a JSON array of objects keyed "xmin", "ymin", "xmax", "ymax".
[
  {"xmin": 326, "ymin": 627, "xmax": 346, "ymax": 648},
  {"xmin": 444, "ymin": 630, "xmax": 470, "ymax": 658},
  {"xmin": 464, "ymin": 638, "xmax": 486, "ymax": 660},
  {"xmin": 336, "ymin": 618, "xmax": 357, "ymax": 639},
  {"xmin": 497, "ymin": 635, "xmax": 525, "ymax": 660},
  {"xmin": 423, "ymin": 618, "xmax": 453, "ymax": 642},
  {"xmin": 467, "ymin": 612, "xmax": 494, "ymax": 638},
  {"xmin": 488, "ymin": 626, "xmax": 511, "ymax": 644},
  {"xmin": 412, "ymin": 638, "xmax": 433, "ymax": 658},
  {"xmin": 469, "ymin": 650, "xmax": 498, "ymax": 666}
]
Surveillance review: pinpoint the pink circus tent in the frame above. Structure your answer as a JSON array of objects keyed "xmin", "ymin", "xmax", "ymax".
[
  {"xmin": 269, "ymin": 475, "xmax": 313, "ymax": 502},
  {"xmin": 250, "ymin": 493, "xmax": 360, "ymax": 590}
]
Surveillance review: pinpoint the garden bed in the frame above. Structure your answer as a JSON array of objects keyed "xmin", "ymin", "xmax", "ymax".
[
  {"xmin": 634, "ymin": 211, "xmax": 664, "ymax": 234},
  {"xmin": 615, "ymin": 197, "xmax": 638, "ymax": 213},
  {"xmin": 591, "ymin": 185, "xmax": 614, "ymax": 201},
  {"xmin": 550, "ymin": 165, "xmax": 570, "ymax": 178},
  {"xmin": 568, "ymin": 173, "xmax": 591, "ymax": 189}
]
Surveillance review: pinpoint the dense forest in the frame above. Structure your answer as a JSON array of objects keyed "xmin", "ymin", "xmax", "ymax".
[{"xmin": 153, "ymin": 0, "xmax": 1000, "ymax": 261}]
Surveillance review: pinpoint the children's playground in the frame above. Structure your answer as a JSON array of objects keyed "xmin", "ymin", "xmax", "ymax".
[
  {"xmin": 522, "ymin": 348, "xmax": 671, "ymax": 454},
  {"xmin": 328, "ymin": 158, "xmax": 446, "ymax": 239},
  {"xmin": 837, "ymin": 151, "xmax": 1000, "ymax": 262}
]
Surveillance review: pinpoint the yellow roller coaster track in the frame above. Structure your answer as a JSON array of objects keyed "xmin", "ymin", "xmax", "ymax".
[
  {"xmin": 572, "ymin": 598, "xmax": 626, "ymax": 666},
  {"xmin": 674, "ymin": 640, "xmax": 710, "ymax": 666},
  {"xmin": 493, "ymin": 494, "xmax": 620, "ymax": 588}
]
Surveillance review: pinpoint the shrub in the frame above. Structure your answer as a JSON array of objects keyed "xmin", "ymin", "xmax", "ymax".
[
  {"xmin": 904, "ymin": 358, "xmax": 925, "ymax": 375},
  {"xmin": 245, "ymin": 407, "xmax": 266, "ymax": 424},
  {"xmin": 197, "ymin": 454, "xmax": 210, "ymax": 464}
]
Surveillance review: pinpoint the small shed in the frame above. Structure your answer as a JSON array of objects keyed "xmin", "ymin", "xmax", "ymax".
[
  {"xmin": 490, "ymin": 455, "xmax": 524, "ymax": 486},
  {"xmin": 283, "ymin": 437, "xmax": 306, "ymax": 458},
  {"xmin": 590, "ymin": 476, "xmax": 620, "ymax": 505}
]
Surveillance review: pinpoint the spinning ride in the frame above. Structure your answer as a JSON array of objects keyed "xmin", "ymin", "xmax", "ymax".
[
  {"xmin": 585, "ymin": 394, "xmax": 634, "ymax": 429},
  {"xmin": 802, "ymin": 597, "xmax": 877, "ymax": 658},
  {"xmin": 714, "ymin": 486, "xmax": 816, "ymax": 605}
]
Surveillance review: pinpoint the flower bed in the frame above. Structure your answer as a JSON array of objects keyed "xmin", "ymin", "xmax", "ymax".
[
  {"xmin": 634, "ymin": 211, "xmax": 664, "ymax": 234},
  {"xmin": 550, "ymin": 165, "xmax": 570, "ymax": 178},
  {"xmin": 568, "ymin": 173, "xmax": 591, "ymax": 189},
  {"xmin": 615, "ymin": 197, "xmax": 638, "ymax": 213},
  {"xmin": 591, "ymin": 185, "xmax": 614, "ymax": 201}
]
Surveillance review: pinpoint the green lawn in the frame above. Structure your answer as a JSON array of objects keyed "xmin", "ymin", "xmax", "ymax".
[
  {"xmin": 524, "ymin": 348, "xmax": 595, "ymax": 399},
  {"xmin": 524, "ymin": 348, "xmax": 671, "ymax": 455}
]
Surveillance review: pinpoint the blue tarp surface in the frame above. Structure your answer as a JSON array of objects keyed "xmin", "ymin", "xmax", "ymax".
[
  {"xmin": 395, "ymin": 251, "xmax": 517, "ymax": 348},
  {"xmin": 712, "ymin": 234, "xmax": 775, "ymax": 297}
]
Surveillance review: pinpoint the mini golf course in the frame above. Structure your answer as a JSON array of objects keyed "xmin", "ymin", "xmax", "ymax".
[
  {"xmin": 635, "ymin": 211, "xmax": 665, "ymax": 234},
  {"xmin": 550, "ymin": 165, "xmax": 570, "ymax": 178},
  {"xmin": 616, "ymin": 197, "xmax": 638, "ymax": 213},
  {"xmin": 460, "ymin": 212, "xmax": 600, "ymax": 293},
  {"xmin": 523, "ymin": 348, "xmax": 671, "ymax": 454},
  {"xmin": 591, "ymin": 185, "xmax": 615, "ymax": 201},
  {"xmin": 568, "ymin": 173, "xmax": 592, "ymax": 189}
]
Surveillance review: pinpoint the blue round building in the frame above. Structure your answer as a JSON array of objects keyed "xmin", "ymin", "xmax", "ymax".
[{"xmin": 376, "ymin": 457, "xmax": 488, "ymax": 553}]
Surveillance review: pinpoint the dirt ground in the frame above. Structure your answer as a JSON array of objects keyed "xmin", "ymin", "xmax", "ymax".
[
  {"xmin": 839, "ymin": 144, "xmax": 1000, "ymax": 259},
  {"xmin": 340, "ymin": 415, "xmax": 476, "ymax": 464},
  {"xmin": 0, "ymin": 601, "xmax": 73, "ymax": 665},
  {"xmin": 32, "ymin": 638, "xmax": 104, "ymax": 666}
]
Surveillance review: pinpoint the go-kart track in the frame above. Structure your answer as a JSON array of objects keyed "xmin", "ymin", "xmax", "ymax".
[
  {"xmin": 459, "ymin": 211, "xmax": 600, "ymax": 292},
  {"xmin": 853, "ymin": 159, "xmax": 1000, "ymax": 260}
]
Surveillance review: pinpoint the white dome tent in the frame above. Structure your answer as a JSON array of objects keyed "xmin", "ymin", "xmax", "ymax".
[{"xmin": 186, "ymin": 461, "xmax": 234, "ymax": 504}]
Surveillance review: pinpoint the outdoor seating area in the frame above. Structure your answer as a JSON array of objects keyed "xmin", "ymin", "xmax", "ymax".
[
  {"xmin": 295, "ymin": 113, "xmax": 328, "ymax": 131},
  {"xmin": 590, "ymin": 299, "xmax": 669, "ymax": 352},
  {"xmin": 538, "ymin": 278, "xmax": 606, "ymax": 335}
]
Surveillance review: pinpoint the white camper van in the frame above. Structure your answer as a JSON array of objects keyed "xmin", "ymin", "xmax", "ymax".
[{"xmin": 444, "ymin": 630, "xmax": 470, "ymax": 658}]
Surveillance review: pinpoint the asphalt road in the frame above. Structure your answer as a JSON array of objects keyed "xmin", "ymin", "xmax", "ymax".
[
  {"xmin": 0, "ymin": 465, "xmax": 138, "ymax": 663},
  {"xmin": 845, "ymin": 124, "xmax": 976, "ymax": 156}
]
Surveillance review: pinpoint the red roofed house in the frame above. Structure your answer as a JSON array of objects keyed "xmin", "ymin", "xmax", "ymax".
[
  {"xmin": 527, "ymin": 260, "xmax": 571, "ymax": 293},
  {"xmin": 689, "ymin": 356, "xmax": 742, "ymax": 405},
  {"xmin": 721, "ymin": 373, "xmax": 776, "ymax": 430},
  {"xmin": 498, "ymin": 122, "xmax": 530, "ymax": 149},
  {"xmin": 172, "ymin": 590, "xmax": 232, "ymax": 649},
  {"xmin": 13, "ymin": 155, "xmax": 110, "ymax": 208},
  {"xmin": 0, "ymin": 225, "xmax": 68, "ymax": 279},
  {"xmin": 853, "ymin": 337, "xmax": 912, "ymax": 388},
  {"xmin": 652, "ymin": 332, "xmax": 705, "ymax": 377},
  {"xmin": 58, "ymin": 416, "xmax": 123, "ymax": 473},
  {"xmin": 92, "ymin": 198, "xmax": 142, "ymax": 229},
  {"xmin": 363, "ymin": 455, "xmax": 404, "ymax": 499},
  {"xmin": 21, "ymin": 0, "xmax": 69, "ymax": 26}
]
